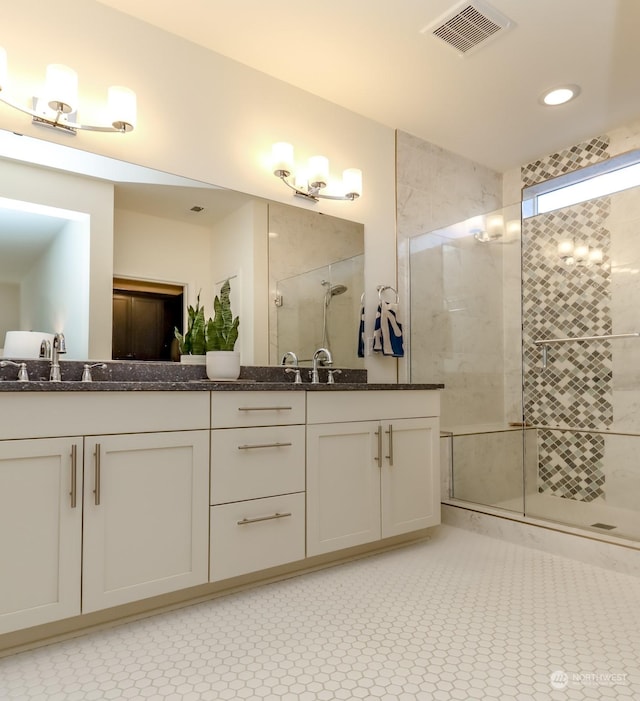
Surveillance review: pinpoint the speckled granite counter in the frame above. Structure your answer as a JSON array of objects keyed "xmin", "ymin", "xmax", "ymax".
[{"xmin": 0, "ymin": 360, "xmax": 444, "ymax": 391}]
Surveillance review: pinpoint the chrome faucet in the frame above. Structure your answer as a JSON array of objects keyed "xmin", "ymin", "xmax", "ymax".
[
  {"xmin": 39, "ymin": 339, "xmax": 51, "ymax": 360},
  {"xmin": 50, "ymin": 333, "xmax": 66, "ymax": 382},
  {"xmin": 310, "ymin": 347, "xmax": 333, "ymax": 384},
  {"xmin": 281, "ymin": 351, "xmax": 299, "ymax": 366},
  {"xmin": 281, "ymin": 351, "xmax": 301, "ymax": 383}
]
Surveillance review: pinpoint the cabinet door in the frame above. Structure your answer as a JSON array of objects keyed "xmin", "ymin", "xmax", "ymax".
[
  {"xmin": 381, "ymin": 417, "xmax": 440, "ymax": 537},
  {"xmin": 306, "ymin": 421, "xmax": 380, "ymax": 556},
  {"xmin": 0, "ymin": 437, "xmax": 83, "ymax": 634},
  {"xmin": 82, "ymin": 430, "xmax": 209, "ymax": 613}
]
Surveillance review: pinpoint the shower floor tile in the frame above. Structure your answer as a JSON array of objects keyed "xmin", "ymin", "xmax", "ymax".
[{"xmin": 1, "ymin": 525, "xmax": 639, "ymax": 700}]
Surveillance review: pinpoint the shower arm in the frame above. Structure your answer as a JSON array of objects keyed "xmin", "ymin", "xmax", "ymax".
[{"xmin": 534, "ymin": 332, "xmax": 640, "ymax": 370}]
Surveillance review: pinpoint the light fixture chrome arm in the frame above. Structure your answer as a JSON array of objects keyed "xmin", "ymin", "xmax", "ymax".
[
  {"xmin": 275, "ymin": 172, "xmax": 359, "ymax": 202},
  {"xmin": 0, "ymin": 93, "xmax": 134, "ymax": 135}
]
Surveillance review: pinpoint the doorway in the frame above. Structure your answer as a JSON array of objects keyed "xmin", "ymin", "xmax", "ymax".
[{"xmin": 112, "ymin": 278, "xmax": 184, "ymax": 361}]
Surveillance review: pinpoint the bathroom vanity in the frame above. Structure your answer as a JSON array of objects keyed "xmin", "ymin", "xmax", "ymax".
[{"xmin": 0, "ymin": 365, "xmax": 442, "ymax": 652}]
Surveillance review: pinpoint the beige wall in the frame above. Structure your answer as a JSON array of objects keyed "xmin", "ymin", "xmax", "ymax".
[{"xmin": 1, "ymin": 0, "xmax": 397, "ymax": 381}]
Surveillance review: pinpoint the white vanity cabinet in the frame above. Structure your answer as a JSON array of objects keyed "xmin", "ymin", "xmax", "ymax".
[
  {"xmin": 0, "ymin": 391, "xmax": 210, "ymax": 631},
  {"xmin": 82, "ymin": 430, "xmax": 209, "ymax": 613},
  {"xmin": 209, "ymin": 391, "xmax": 306, "ymax": 581},
  {"xmin": 306, "ymin": 391, "xmax": 440, "ymax": 556},
  {"xmin": 0, "ymin": 437, "xmax": 83, "ymax": 635}
]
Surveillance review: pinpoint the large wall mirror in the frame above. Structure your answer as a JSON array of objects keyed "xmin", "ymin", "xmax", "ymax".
[{"xmin": 0, "ymin": 129, "xmax": 364, "ymax": 368}]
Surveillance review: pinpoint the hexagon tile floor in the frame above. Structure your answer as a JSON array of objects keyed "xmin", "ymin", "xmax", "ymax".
[{"xmin": 1, "ymin": 525, "xmax": 639, "ymax": 701}]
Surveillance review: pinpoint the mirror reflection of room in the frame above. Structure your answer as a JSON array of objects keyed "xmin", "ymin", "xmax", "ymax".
[{"xmin": 0, "ymin": 130, "xmax": 365, "ymax": 367}]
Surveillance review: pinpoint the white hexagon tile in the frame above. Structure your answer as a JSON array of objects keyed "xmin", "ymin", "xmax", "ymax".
[{"xmin": 1, "ymin": 525, "xmax": 639, "ymax": 700}]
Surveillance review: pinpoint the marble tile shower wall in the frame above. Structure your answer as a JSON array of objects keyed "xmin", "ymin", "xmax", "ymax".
[{"xmin": 396, "ymin": 130, "xmax": 504, "ymax": 424}]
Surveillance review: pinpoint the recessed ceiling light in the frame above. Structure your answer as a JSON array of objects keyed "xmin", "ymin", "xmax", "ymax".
[{"xmin": 540, "ymin": 85, "xmax": 581, "ymax": 106}]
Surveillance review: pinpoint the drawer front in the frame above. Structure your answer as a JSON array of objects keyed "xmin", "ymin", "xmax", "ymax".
[
  {"xmin": 211, "ymin": 391, "xmax": 305, "ymax": 428},
  {"xmin": 211, "ymin": 425, "xmax": 305, "ymax": 504},
  {"xmin": 0, "ymin": 391, "xmax": 209, "ymax": 440},
  {"xmin": 306, "ymin": 390, "xmax": 440, "ymax": 424},
  {"xmin": 210, "ymin": 493, "xmax": 305, "ymax": 581}
]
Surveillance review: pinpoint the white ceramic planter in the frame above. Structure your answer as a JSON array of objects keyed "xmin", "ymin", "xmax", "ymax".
[
  {"xmin": 206, "ymin": 350, "xmax": 241, "ymax": 380},
  {"xmin": 180, "ymin": 354, "xmax": 206, "ymax": 365}
]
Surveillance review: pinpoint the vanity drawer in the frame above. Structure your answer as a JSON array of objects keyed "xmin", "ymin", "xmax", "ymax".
[
  {"xmin": 211, "ymin": 391, "xmax": 305, "ymax": 428},
  {"xmin": 209, "ymin": 492, "xmax": 305, "ymax": 581},
  {"xmin": 211, "ymin": 425, "xmax": 305, "ymax": 504},
  {"xmin": 306, "ymin": 390, "xmax": 440, "ymax": 424}
]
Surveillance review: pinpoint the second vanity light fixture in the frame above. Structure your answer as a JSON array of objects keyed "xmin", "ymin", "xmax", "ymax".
[
  {"xmin": 272, "ymin": 142, "xmax": 362, "ymax": 202},
  {"xmin": 0, "ymin": 47, "xmax": 136, "ymax": 135}
]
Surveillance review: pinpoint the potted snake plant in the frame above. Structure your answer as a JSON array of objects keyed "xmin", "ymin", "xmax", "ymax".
[
  {"xmin": 175, "ymin": 292, "xmax": 207, "ymax": 364},
  {"xmin": 205, "ymin": 279, "xmax": 241, "ymax": 379}
]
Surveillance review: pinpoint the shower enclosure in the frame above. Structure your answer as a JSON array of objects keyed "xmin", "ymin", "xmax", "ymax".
[
  {"xmin": 409, "ymin": 185, "xmax": 640, "ymax": 544},
  {"xmin": 275, "ymin": 254, "xmax": 364, "ymax": 367}
]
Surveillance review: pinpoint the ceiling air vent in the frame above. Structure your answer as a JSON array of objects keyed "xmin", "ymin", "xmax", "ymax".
[{"xmin": 421, "ymin": 0, "xmax": 514, "ymax": 56}]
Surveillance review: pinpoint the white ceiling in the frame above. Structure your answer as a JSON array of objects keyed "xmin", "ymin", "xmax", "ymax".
[{"xmin": 95, "ymin": 0, "xmax": 640, "ymax": 172}]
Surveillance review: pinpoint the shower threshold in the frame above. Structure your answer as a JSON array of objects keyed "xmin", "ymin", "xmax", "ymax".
[{"xmin": 443, "ymin": 497, "xmax": 640, "ymax": 549}]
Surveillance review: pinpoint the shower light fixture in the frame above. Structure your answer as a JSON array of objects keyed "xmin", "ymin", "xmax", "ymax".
[
  {"xmin": 0, "ymin": 47, "xmax": 136, "ymax": 135},
  {"xmin": 271, "ymin": 142, "xmax": 362, "ymax": 202}
]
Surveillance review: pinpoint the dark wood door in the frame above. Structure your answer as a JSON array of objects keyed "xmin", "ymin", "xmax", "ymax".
[{"xmin": 113, "ymin": 291, "xmax": 182, "ymax": 360}]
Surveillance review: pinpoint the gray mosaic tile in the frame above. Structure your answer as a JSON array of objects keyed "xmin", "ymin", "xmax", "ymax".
[{"xmin": 521, "ymin": 138, "xmax": 612, "ymax": 502}]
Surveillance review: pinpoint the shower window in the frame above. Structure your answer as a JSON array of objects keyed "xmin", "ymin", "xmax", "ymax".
[{"xmin": 522, "ymin": 149, "xmax": 640, "ymax": 217}]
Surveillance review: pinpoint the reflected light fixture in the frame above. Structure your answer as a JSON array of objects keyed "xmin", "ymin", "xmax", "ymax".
[
  {"xmin": 557, "ymin": 239, "xmax": 603, "ymax": 267},
  {"xmin": 540, "ymin": 84, "xmax": 581, "ymax": 106},
  {"xmin": 272, "ymin": 142, "xmax": 362, "ymax": 202},
  {"xmin": 0, "ymin": 47, "xmax": 136, "ymax": 135}
]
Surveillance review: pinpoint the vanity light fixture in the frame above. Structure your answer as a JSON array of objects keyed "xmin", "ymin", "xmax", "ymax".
[
  {"xmin": 540, "ymin": 84, "xmax": 581, "ymax": 106},
  {"xmin": 271, "ymin": 142, "xmax": 362, "ymax": 202},
  {"xmin": 0, "ymin": 47, "xmax": 136, "ymax": 135}
]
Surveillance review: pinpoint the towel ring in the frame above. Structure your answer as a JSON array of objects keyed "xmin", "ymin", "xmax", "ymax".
[{"xmin": 377, "ymin": 285, "xmax": 399, "ymax": 303}]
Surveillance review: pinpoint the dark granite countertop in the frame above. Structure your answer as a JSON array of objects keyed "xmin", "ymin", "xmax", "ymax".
[
  {"xmin": 0, "ymin": 380, "xmax": 444, "ymax": 392},
  {"xmin": 0, "ymin": 360, "xmax": 444, "ymax": 392}
]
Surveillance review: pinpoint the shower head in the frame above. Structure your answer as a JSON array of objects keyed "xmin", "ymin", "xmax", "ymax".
[
  {"xmin": 329, "ymin": 284, "xmax": 348, "ymax": 296},
  {"xmin": 323, "ymin": 282, "xmax": 348, "ymax": 308}
]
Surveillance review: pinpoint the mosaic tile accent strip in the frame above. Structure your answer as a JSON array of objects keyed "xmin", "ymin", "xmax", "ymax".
[
  {"xmin": 521, "ymin": 131, "xmax": 612, "ymax": 502},
  {"xmin": 522, "ymin": 199, "xmax": 613, "ymax": 431},
  {"xmin": 521, "ymin": 135, "xmax": 610, "ymax": 188},
  {"xmin": 538, "ymin": 429, "xmax": 605, "ymax": 501}
]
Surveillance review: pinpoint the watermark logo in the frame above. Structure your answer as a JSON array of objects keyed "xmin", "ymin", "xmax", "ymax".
[
  {"xmin": 550, "ymin": 670, "xmax": 569, "ymax": 690},
  {"xmin": 549, "ymin": 669, "xmax": 628, "ymax": 690}
]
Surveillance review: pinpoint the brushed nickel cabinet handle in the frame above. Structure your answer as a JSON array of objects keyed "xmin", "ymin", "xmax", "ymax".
[
  {"xmin": 237, "ymin": 406, "xmax": 293, "ymax": 411},
  {"xmin": 385, "ymin": 424, "xmax": 394, "ymax": 466},
  {"xmin": 374, "ymin": 428, "xmax": 382, "ymax": 465},
  {"xmin": 70, "ymin": 444, "xmax": 77, "ymax": 508},
  {"xmin": 237, "ymin": 442, "xmax": 293, "ymax": 450},
  {"xmin": 237, "ymin": 512, "xmax": 292, "ymax": 525},
  {"xmin": 94, "ymin": 443, "xmax": 101, "ymax": 506}
]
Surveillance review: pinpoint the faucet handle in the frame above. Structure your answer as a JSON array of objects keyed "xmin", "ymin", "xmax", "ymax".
[
  {"xmin": 327, "ymin": 369, "xmax": 342, "ymax": 384},
  {"xmin": 284, "ymin": 367, "xmax": 302, "ymax": 384},
  {"xmin": 82, "ymin": 363, "xmax": 107, "ymax": 382},
  {"xmin": 0, "ymin": 360, "xmax": 29, "ymax": 382}
]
